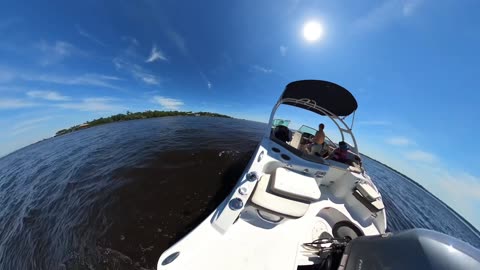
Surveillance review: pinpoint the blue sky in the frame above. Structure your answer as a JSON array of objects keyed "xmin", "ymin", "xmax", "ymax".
[{"xmin": 1, "ymin": 0, "xmax": 479, "ymax": 228}]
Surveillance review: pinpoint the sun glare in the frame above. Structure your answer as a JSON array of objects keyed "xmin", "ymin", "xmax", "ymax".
[{"xmin": 303, "ymin": 21, "xmax": 324, "ymax": 42}]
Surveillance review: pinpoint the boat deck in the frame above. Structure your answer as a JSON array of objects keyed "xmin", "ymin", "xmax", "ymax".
[{"xmin": 158, "ymin": 193, "xmax": 380, "ymax": 270}]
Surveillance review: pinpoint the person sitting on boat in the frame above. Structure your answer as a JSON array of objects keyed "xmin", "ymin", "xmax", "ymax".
[
  {"xmin": 273, "ymin": 125, "xmax": 292, "ymax": 143},
  {"xmin": 309, "ymin": 123, "xmax": 326, "ymax": 155},
  {"xmin": 329, "ymin": 141, "xmax": 350, "ymax": 162},
  {"xmin": 329, "ymin": 141, "xmax": 362, "ymax": 167}
]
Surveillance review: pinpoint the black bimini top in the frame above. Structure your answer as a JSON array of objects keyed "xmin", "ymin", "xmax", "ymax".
[{"xmin": 281, "ymin": 80, "xmax": 358, "ymax": 116}]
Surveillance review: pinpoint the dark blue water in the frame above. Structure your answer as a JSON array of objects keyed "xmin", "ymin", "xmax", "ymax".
[{"xmin": 0, "ymin": 117, "xmax": 478, "ymax": 269}]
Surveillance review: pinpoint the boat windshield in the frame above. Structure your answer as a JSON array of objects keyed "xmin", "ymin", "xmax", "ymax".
[
  {"xmin": 297, "ymin": 125, "xmax": 316, "ymax": 136},
  {"xmin": 270, "ymin": 104, "xmax": 361, "ymax": 167},
  {"xmin": 272, "ymin": 119, "xmax": 290, "ymax": 127}
]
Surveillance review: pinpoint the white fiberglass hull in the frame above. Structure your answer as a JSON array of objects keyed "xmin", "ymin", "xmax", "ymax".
[{"xmin": 157, "ymin": 137, "xmax": 387, "ymax": 270}]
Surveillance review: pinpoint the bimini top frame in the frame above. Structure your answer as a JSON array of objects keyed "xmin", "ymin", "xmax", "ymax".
[{"xmin": 267, "ymin": 80, "xmax": 360, "ymax": 155}]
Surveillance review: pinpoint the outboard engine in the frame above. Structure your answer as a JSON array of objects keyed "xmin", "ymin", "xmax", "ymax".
[
  {"xmin": 304, "ymin": 229, "xmax": 480, "ymax": 270},
  {"xmin": 341, "ymin": 229, "xmax": 480, "ymax": 270}
]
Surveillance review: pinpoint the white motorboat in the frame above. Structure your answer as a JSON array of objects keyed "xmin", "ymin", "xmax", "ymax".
[{"xmin": 157, "ymin": 80, "xmax": 387, "ymax": 270}]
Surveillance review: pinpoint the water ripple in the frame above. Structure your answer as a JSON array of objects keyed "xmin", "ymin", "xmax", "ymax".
[{"xmin": 0, "ymin": 116, "xmax": 478, "ymax": 269}]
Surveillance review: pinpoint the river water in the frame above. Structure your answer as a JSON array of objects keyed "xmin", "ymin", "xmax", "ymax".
[{"xmin": 0, "ymin": 117, "xmax": 478, "ymax": 269}]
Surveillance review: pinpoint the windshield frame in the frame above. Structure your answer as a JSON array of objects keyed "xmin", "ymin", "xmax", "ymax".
[{"xmin": 267, "ymin": 98, "xmax": 360, "ymax": 156}]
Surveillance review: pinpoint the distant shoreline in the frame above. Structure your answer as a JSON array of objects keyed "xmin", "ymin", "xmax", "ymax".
[
  {"xmin": 6, "ymin": 114, "xmax": 480, "ymax": 233},
  {"xmin": 54, "ymin": 110, "xmax": 232, "ymax": 137},
  {"xmin": 361, "ymin": 154, "xmax": 480, "ymax": 235}
]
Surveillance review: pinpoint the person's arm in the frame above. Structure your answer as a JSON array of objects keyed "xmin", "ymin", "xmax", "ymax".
[
  {"xmin": 326, "ymin": 148, "xmax": 338, "ymax": 160},
  {"xmin": 311, "ymin": 131, "xmax": 320, "ymax": 142}
]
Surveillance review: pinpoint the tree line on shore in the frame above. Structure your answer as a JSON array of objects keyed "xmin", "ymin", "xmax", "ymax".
[{"xmin": 55, "ymin": 110, "xmax": 232, "ymax": 136}]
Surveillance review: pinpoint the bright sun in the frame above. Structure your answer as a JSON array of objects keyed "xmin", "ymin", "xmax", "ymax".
[{"xmin": 303, "ymin": 21, "xmax": 324, "ymax": 42}]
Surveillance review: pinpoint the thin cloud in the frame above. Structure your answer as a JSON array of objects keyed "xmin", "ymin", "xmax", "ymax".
[
  {"xmin": 280, "ymin": 45, "xmax": 288, "ymax": 56},
  {"xmin": 113, "ymin": 57, "xmax": 160, "ymax": 85},
  {"xmin": 211, "ymin": 52, "xmax": 234, "ymax": 74},
  {"xmin": 200, "ymin": 72, "xmax": 212, "ymax": 90},
  {"xmin": 386, "ymin": 136, "xmax": 411, "ymax": 146},
  {"xmin": 0, "ymin": 98, "xmax": 36, "ymax": 109},
  {"xmin": 76, "ymin": 25, "xmax": 106, "ymax": 46},
  {"xmin": 0, "ymin": 67, "xmax": 15, "ymax": 83},
  {"xmin": 353, "ymin": 0, "xmax": 423, "ymax": 32},
  {"xmin": 439, "ymin": 172, "xmax": 480, "ymax": 200},
  {"xmin": 36, "ymin": 40, "xmax": 78, "ymax": 66},
  {"xmin": 422, "ymin": 168, "xmax": 480, "ymax": 229},
  {"xmin": 121, "ymin": 36, "xmax": 139, "ymax": 46},
  {"xmin": 114, "ymin": 42, "xmax": 161, "ymax": 85},
  {"xmin": 403, "ymin": 0, "xmax": 423, "ymax": 16},
  {"xmin": 27, "ymin": 73, "xmax": 122, "ymax": 89},
  {"xmin": 27, "ymin": 90, "xmax": 70, "ymax": 101},
  {"xmin": 0, "ymin": 18, "xmax": 22, "ymax": 31},
  {"xmin": 405, "ymin": 150, "xmax": 436, "ymax": 163},
  {"xmin": 56, "ymin": 97, "xmax": 123, "ymax": 112},
  {"xmin": 146, "ymin": 44, "xmax": 168, "ymax": 62},
  {"xmin": 0, "ymin": 66, "xmax": 122, "ymax": 89},
  {"xmin": 152, "ymin": 96, "xmax": 184, "ymax": 110},
  {"xmin": 357, "ymin": 120, "xmax": 392, "ymax": 126},
  {"xmin": 167, "ymin": 30, "xmax": 188, "ymax": 55},
  {"xmin": 287, "ymin": 0, "xmax": 302, "ymax": 14},
  {"xmin": 10, "ymin": 116, "xmax": 52, "ymax": 136},
  {"xmin": 250, "ymin": 65, "xmax": 273, "ymax": 74},
  {"xmin": 139, "ymin": 74, "xmax": 159, "ymax": 85}
]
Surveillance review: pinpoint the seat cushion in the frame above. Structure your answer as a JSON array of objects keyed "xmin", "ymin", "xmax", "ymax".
[
  {"xmin": 251, "ymin": 174, "xmax": 309, "ymax": 218},
  {"xmin": 270, "ymin": 167, "xmax": 321, "ymax": 201},
  {"xmin": 353, "ymin": 190, "xmax": 385, "ymax": 212},
  {"xmin": 355, "ymin": 182, "xmax": 380, "ymax": 202}
]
